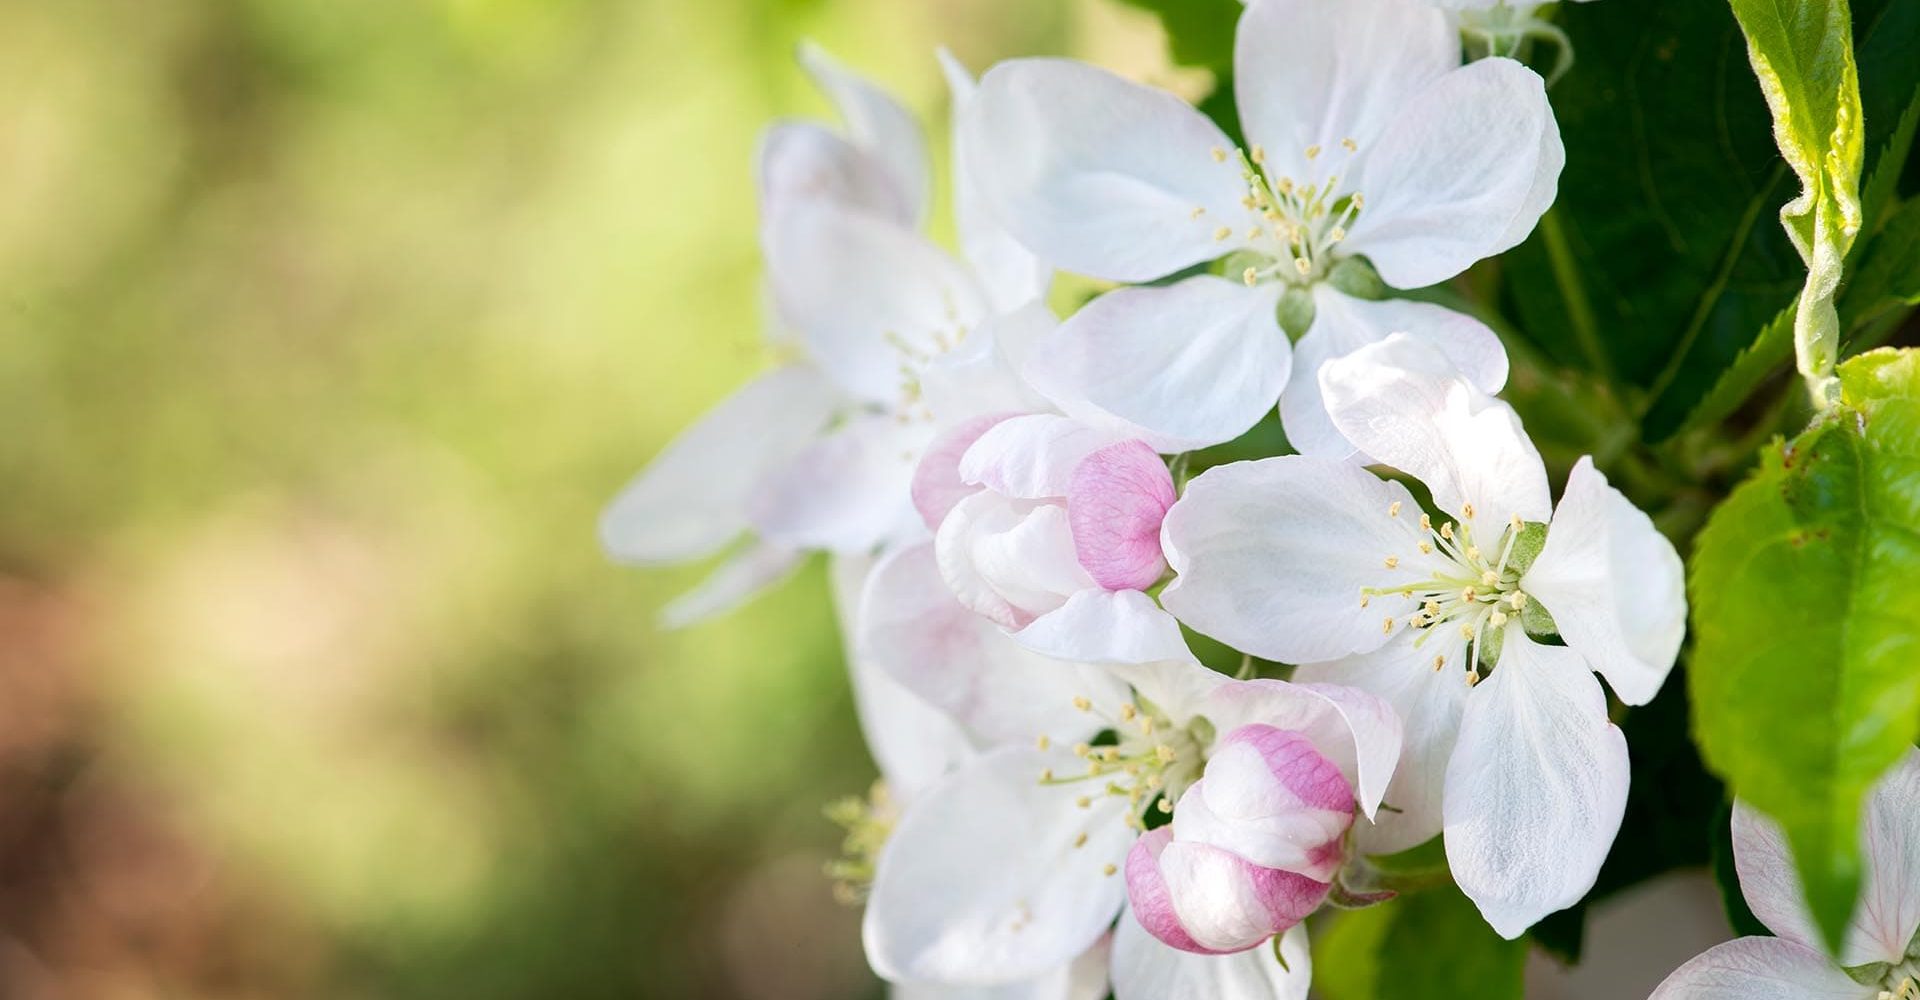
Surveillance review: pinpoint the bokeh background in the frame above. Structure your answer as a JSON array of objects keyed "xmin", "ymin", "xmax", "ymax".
[
  {"xmin": 0, "ymin": 1, "xmax": 1740, "ymax": 998},
  {"xmin": 0, "ymin": 1, "xmax": 1203, "ymax": 997}
]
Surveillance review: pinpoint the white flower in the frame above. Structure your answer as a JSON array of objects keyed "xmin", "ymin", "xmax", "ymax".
[
  {"xmin": 958, "ymin": 0, "xmax": 1555, "ymax": 453},
  {"xmin": 863, "ymin": 658, "xmax": 1400, "ymax": 997},
  {"xmin": 600, "ymin": 48, "xmax": 1052, "ymax": 624},
  {"xmin": 830, "ymin": 554, "xmax": 1118, "ymax": 1000},
  {"xmin": 1650, "ymin": 750, "xmax": 1920, "ymax": 1000},
  {"xmin": 1160, "ymin": 332, "xmax": 1686, "ymax": 938}
]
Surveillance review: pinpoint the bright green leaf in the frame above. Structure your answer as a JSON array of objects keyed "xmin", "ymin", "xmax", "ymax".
[
  {"xmin": 1310, "ymin": 885, "xmax": 1527, "ymax": 1000},
  {"xmin": 1112, "ymin": 0, "xmax": 1240, "ymax": 72},
  {"xmin": 1727, "ymin": 0, "xmax": 1865, "ymax": 394},
  {"xmin": 1688, "ymin": 347, "xmax": 1920, "ymax": 951}
]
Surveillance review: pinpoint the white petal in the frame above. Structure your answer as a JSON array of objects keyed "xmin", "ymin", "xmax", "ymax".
[
  {"xmin": 831, "ymin": 554, "xmax": 974, "ymax": 799},
  {"xmin": 1733, "ymin": 749, "xmax": 1920, "ymax": 967},
  {"xmin": 750, "ymin": 413, "xmax": 928, "ymax": 553},
  {"xmin": 1160, "ymin": 456, "xmax": 1429, "ymax": 664},
  {"xmin": 1282, "ymin": 286, "xmax": 1509, "ymax": 461},
  {"xmin": 920, "ymin": 304, "xmax": 1056, "ymax": 426},
  {"xmin": 1855, "ymin": 749, "xmax": 1920, "ymax": 967},
  {"xmin": 1444, "ymin": 632, "xmax": 1629, "ymax": 939},
  {"xmin": 1522, "ymin": 456, "xmax": 1685, "ymax": 706},
  {"xmin": 864, "ymin": 749, "xmax": 1136, "ymax": 985},
  {"xmin": 937, "ymin": 492, "xmax": 1095, "ymax": 628},
  {"xmin": 860, "ymin": 543, "xmax": 1123, "ymax": 747},
  {"xmin": 1170, "ymin": 756, "xmax": 1350, "ymax": 881},
  {"xmin": 1014, "ymin": 589, "xmax": 1195, "ymax": 666},
  {"xmin": 1319, "ymin": 332, "xmax": 1551, "ymax": 526},
  {"xmin": 939, "ymin": 49, "xmax": 1052, "ymax": 313},
  {"xmin": 1106, "ymin": 659, "xmax": 1236, "ymax": 733},
  {"xmin": 658, "ymin": 540, "xmax": 805, "ymax": 629},
  {"xmin": 765, "ymin": 201, "xmax": 988, "ymax": 404},
  {"xmin": 960, "ymin": 413, "xmax": 1132, "ymax": 500},
  {"xmin": 798, "ymin": 42, "xmax": 928, "ymax": 227},
  {"xmin": 1110, "ymin": 913, "xmax": 1310, "ymax": 1000},
  {"xmin": 600, "ymin": 364, "xmax": 841, "ymax": 563},
  {"xmin": 1202, "ymin": 678, "xmax": 1403, "ymax": 822},
  {"xmin": 757, "ymin": 121, "xmax": 913, "ymax": 226},
  {"xmin": 1647, "ymin": 938, "xmax": 1874, "ymax": 1000},
  {"xmin": 961, "ymin": 59, "xmax": 1248, "ymax": 283},
  {"xmin": 891, "ymin": 938, "xmax": 1112, "ymax": 1000},
  {"xmin": 1342, "ymin": 58, "xmax": 1563, "ymax": 289},
  {"xmin": 1233, "ymin": 0, "xmax": 1456, "ymax": 186},
  {"xmin": 1025, "ymin": 277, "xmax": 1291, "ymax": 453},
  {"xmin": 1293, "ymin": 626, "xmax": 1469, "ymax": 855}
]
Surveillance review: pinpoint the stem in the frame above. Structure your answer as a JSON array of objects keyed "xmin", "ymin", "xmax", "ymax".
[{"xmin": 1539, "ymin": 209, "xmax": 1614, "ymax": 383}]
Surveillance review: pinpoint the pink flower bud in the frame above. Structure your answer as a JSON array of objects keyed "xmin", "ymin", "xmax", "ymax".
[
  {"xmin": 1125, "ymin": 826, "xmax": 1330, "ymax": 955},
  {"xmin": 1172, "ymin": 724, "xmax": 1355, "ymax": 881}
]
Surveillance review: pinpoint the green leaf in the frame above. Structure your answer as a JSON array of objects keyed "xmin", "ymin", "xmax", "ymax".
[
  {"xmin": 1310, "ymin": 885, "xmax": 1527, "ymax": 1000},
  {"xmin": 1727, "ymin": 0, "xmax": 1866, "ymax": 394},
  {"xmin": 1687, "ymin": 346, "xmax": 1920, "ymax": 951},
  {"xmin": 1499, "ymin": 0, "xmax": 1803, "ymax": 425},
  {"xmin": 1675, "ymin": 300, "xmax": 1799, "ymax": 436}
]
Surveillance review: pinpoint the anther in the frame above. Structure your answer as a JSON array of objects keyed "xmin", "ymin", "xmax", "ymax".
[
  {"xmin": 1086, "ymin": 762, "xmax": 1102, "ymax": 776},
  {"xmin": 1382, "ymin": 616, "xmax": 1395, "ymax": 635},
  {"xmin": 1155, "ymin": 745, "xmax": 1177, "ymax": 763},
  {"xmin": 1073, "ymin": 697, "xmax": 1092, "ymax": 712},
  {"xmin": 1040, "ymin": 768, "xmax": 1054, "ymax": 782},
  {"xmin": 1157, "ymin": 798, "xmax": 1173, "ymax": 814},
  {"xmin": 1384, "ymin": 556, "xmax": 1399, "ymax": 569},
  {"xmin": 1036, "ymin": 735, "xmax": 1051, "ymax": 751},
  {"xmin": 1466, "ymin": 546, "xmax": 1481, "ymax": 562},
  {"xmin": 1510, "ymin": 513, "xmax": 1524, "ymax": 531},
  {"xmin": 1329, "ymin": 226, "xmax": 1346, "ymax": 242},
  {"xmin": 1242, "ymin": 266, "xmax": 1259, "ymax": 287},
  {"xmin": 1458, "ymin": 622, "xmax": 1476, "ymax": 640},
  {"xmin": 1359, "ymin": 593, "xmax": 1370, "ymax": 608},
  {"xmin": 1341, "ymin": 137, "xmax": 1358, "ymax": 153},
  {"xmin": 1420, "ymin": 513, "xmax": 1433, "ymax": 531},
  {"xmin": 1246, "ymin": 226, "xmax": 1263, "ymax": 241},
  {"xmin": 1466, "ymin": 672, "xmax": 1482, "ymax": 688},
  {"xmin": 1103, "ymin": 864, "xmax": 1118, "ymax": 877},
  {"xmin": 1305, "ymin": 144, "xmax": 1322, "ymax": 160},
  {"xmin": 1463, "ymin": 503, "xmax": 1477, "ymax": 519},
  {"xmin": 1073, "ymin": 743, "xmax": 1091, "ymax": 758},
  {"xmin": 1251, "ymin": 145, "xmax": 1266, "ymax": 164},
  {"xmin": 1213, "ymin": 226, "xmax": 1232, "ymax": 242},
  {"xmin": 1293, "ymin": 257, "xmax": 1312, "ymax": 276},
  {"xmin": 1077, "ymin": 796, "xmax": 1092, "ymax": 809},
  {"xmin": 1073, "ymin": 832, "xmax": 1088, "ymax": 848},
  {"xmin": 1509, "ymin": 592, "xmax": 1529, "ymax": 610},
  {"xmin": 1440, "ymin": 522, "xmax": 1455, "ymax": 540},
  {"xmin": 1210, "ymin": 147, "xmax": 1227, "ymax": 163},
  {"xmin": 1461, "ymin": 587, "xmax": 1476, "ymax": 602},
  {"xmin": 1389, "ymin": 501, "xmax": 1402, "ymax": 517},
  {"xmin": 1490, "ymin": 611, "xmax": 1509, "ymax": 627},
  {"xmin": 1433, "ymin": 655, "xmax": 1446, "ymax": 671},
  {"xmin": 1419, "ymin": 542, "xmax": 1433, "ymax": 554},
  {"xmin": 1481, "ymin": 569, "xmax": 1499, "ymax": 586},
  {"xmin": 1191, "ymin": 206, "xmax": 1207, "ymax": 218},
  {"xmin": 1119, "ymin": 704, "xmax": 1137, "ymax": 721}
]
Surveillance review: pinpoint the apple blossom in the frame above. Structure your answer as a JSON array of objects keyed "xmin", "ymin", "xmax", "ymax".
[
  {"xmin": 958, "ymin": 0, "xmax": 1550, "ymax": 453},
  {"xmin": 908, "ymin": 412, "xmax": 1192, "ymax": 664},
  {"xmin": 862, "ymin": 657, "xmax": 1399, "ymax": 996},
  {"xmin": 1649, "ymin": 750, "xmax": 1920, "ymax": 1000},
  {"xmin": 829, "ymin": 554, "xmax": 1119, "ymax": 1000},
  {"xmin": 1160, "ymin": 332, "xmax": 1686, "ymax": 938}
]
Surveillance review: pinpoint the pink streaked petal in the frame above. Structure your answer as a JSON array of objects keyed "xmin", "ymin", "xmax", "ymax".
[
  {"xmin": 1156, "ymin": 834, "xmax": 1330, "ymax": 952},
  {"xmin": 961, "ymin": 413, "xmax": 1131, "ymax": 500},
  {"xmin": 1069, "ymin": 439, "xmax": 1176, "ymax": 591},
  {"xmin": 1126, "ymin": 827, "xmax": 1225, "ymax": 956},
  {"xmin": 912, "ymin": 413, "xmax": 1020, "ymax": 531}
]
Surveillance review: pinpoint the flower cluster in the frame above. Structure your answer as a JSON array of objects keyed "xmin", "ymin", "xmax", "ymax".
[{"xmin": 604, "ymin": 0, "xmax": 1694, "ymax": 995}]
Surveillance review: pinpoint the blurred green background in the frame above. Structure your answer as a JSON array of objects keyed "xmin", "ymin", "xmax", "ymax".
[{"xmin": 0, "ymin": 1, "xmax": 1212, "ymax": 997}]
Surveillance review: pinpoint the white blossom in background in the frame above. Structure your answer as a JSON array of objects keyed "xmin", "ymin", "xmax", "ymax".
[
  {"xmin": 863, "ymin": 657, "xmax": 1399, "ymax": 999},
  {"xmin": 600, "ymin": 46, "xmax": 1053, "ymax": 625},
  {"xmin": 1160, "ymin": 332, "xmax": 1686, "ymax": 938},
  {"xmin": 1433, "ymin": 0, "xmax": 1600, "ymax": 80},
  {"xmin": 1650, "ymin": 750, "xmax": 1920, "ymax": 1000},
  {"xmin": 958, "ymin": 0, "xmax": 1552, "ymax": 455}
]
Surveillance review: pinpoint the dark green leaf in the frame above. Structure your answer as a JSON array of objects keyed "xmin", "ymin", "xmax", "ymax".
[
  {"xmin": 1842, "ymin": 194, "xmax": 1920, "ymax": 327},
  {"xmin": 1687, "ymin": 347, "xmax": 1920, "ymax": 950}
]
